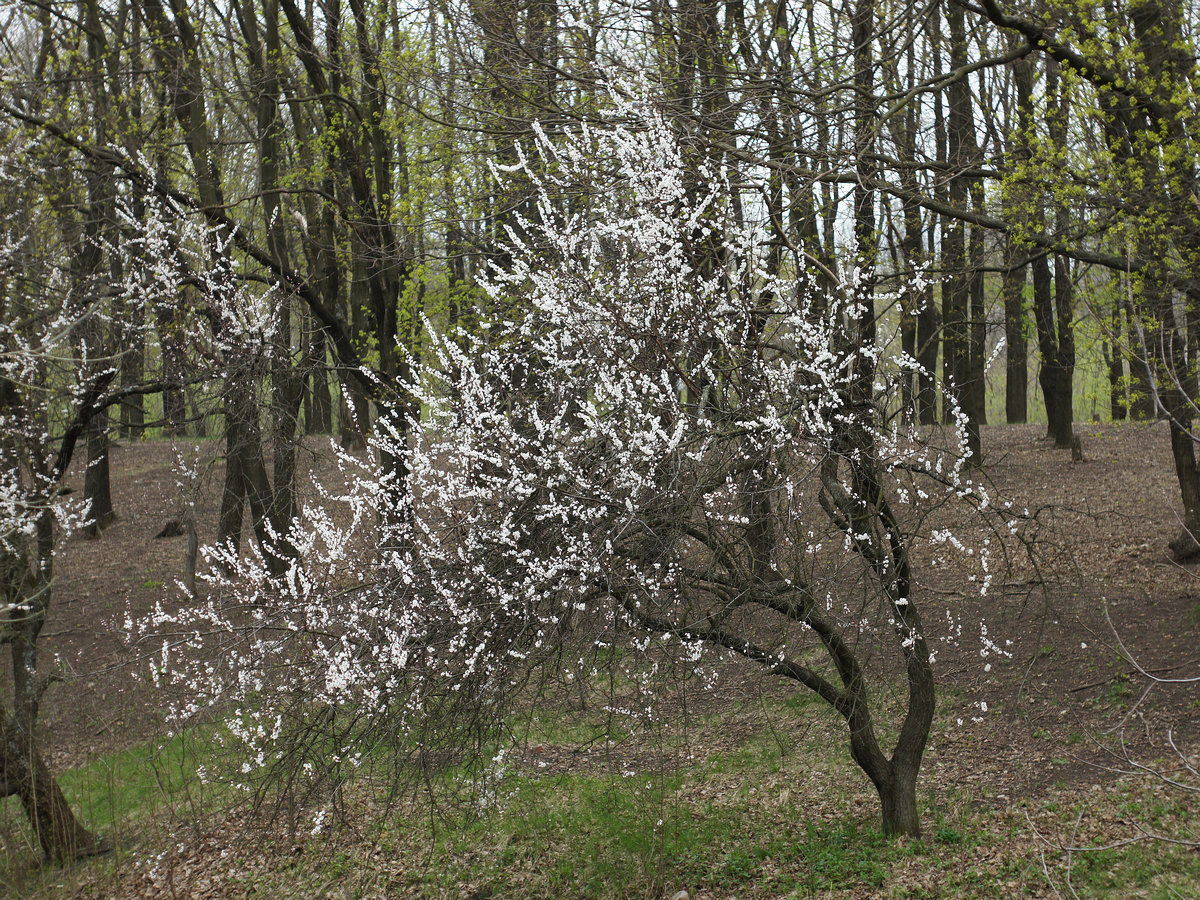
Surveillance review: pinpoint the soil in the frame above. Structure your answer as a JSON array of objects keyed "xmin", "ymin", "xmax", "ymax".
[{"xmin": 7, "ymin": 420, "xmax": 1200, "ymax": 895}]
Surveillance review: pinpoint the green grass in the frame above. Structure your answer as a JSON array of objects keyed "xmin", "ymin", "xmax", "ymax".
[
  {"xmin": 4, "ymin": 695, "xmax": 1200, "ymax": 899},
  {"xmin": 0, "ymin": 727, "xmax": 243, "ymax": 898},
  {"xmin": 371, "ymin": 764, "xmax": 920, "ymax": 899},
  {"xmin": 1018, "ymin": 778, "xmax": 1200, "ymax": 900},
  {"xmin": 60, "ymin": 734, "xmax": 200, "ymax": 835},
  {"xmin": 0, "ymin": 731, "xmax": 207, "ymax": 851}
]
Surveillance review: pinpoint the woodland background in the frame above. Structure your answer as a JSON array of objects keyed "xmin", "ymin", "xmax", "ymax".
[{"xmin": 1, "ymin": 0, "xmax": 1200, "ymax": 895}]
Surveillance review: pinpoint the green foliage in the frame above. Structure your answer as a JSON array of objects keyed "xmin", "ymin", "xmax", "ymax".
[{"xmin": 1105, "ymin": 672, "xmax": 1132, "ymax": 703}]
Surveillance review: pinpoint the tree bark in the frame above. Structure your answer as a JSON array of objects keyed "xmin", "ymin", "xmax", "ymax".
[
  {"xmin": 968, "ymin": 181, "xmax": 988, "ymax": 427},
  {"xmin": 305, "ymin": 325, "xmax": 333, "ymax": 435},
  {"xmin": 0, "ymin": 500, "xmax": 107, "ymax": 861},
  {"xmin": 878, "ymin": 766, "xmax": 922, "ymax": 838},
  {"xmin": 83, "ymin": 425, "xmax": 115, "ymax": 537},
  {"xmin": 1168, "ymin": 417, "xmax": 1200, "ymax": 560},
  {"xmin": 944, "ymin": 3, "xmax": 981, "ymax": 459},
  {"xmin": 1104, "ymin": 335, "xmax": 1126, "ymax": 420},
  {"xmin": 1031, "ymin": 249, "xmax": 1073, "ymax": 447},
  {"xmin": 0, "ymin": 704, "xmax": 109, "ymax": 861},
  {"xmin": 1002, "ymin": 243, "xmax": 1028, "ymax": 423}
]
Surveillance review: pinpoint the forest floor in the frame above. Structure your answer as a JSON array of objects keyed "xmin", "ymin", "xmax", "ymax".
[{"xmin": 2, "ymin": 421, "xmax": 1198, "ymax": 898}]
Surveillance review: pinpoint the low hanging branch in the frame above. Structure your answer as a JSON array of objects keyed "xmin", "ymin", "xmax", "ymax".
[{"xmin": 49, "ymin": 374, "xmax": 205, "ymax": 484}]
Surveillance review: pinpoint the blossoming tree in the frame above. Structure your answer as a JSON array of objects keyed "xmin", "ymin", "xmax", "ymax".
[{"xmin": 154, "ymin": 84, "xmax": 992, "ymax": 839}]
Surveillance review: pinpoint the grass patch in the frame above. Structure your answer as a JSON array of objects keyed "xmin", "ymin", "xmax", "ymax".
[
  {"xmin": 0, "ymin": 728, "xmax": 229, "ymax": 898},
  {"xmin": 60, "ymin": 731, "xmax": 210, "ymax": 834},
  {"xmin": 370, "ymin": 767, "xmax": 917, "ymax": 899},
  {"xmin": 5, "ymin": 692, "xmax": 1199, "ymax": 899}
]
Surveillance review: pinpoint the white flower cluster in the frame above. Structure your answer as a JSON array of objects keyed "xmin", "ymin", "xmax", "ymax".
[{"xmin": 114, "ymin": 172, "xmax": 280, "ymax": 365}]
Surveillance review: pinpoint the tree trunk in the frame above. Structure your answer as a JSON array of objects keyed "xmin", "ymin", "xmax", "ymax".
[
  {"xmin": 306, "ymin": 327, "xmax": 333, "ymax": 434},
  {"xmin": 339, "ymin": 385, "xmax": 370, "ymax": 451},
  {"xmin": 928, "ymin": 6, "xmax": 946, "ymax": 429},
  {"xmin": 1003, "ymin": 48, "xmax": 1033, "ymax": 426},
  {"xmin": 1040, "ymin": 63, "xmax": 1076, "ymax": 447},
  {"xmin": 1167, "ymin": 416, "xmax": 1200, "ymax": 560},
  {"xmin": 0, "ymin": 705, "xmax": 109, "ymax": 861},
  {"xmin": 917, "ymin": 289, "xmax": 939, "ymax": 425},
  {"xmin": 1040, "ymin": 356, "xmax": 1075, "ymax": 447},
  {"xmin": 340, "ymin": 260, "xmax": 371, "ymax": 451},
  {"xmin": 1031, "ymin": 251, "xmax": 1074, "ymax": 448},
  {"xmin": 878, "ymin": 767, "xmax": 922, "ymax": 838},
  {"xmin": 1126, "ymin": 295, "xmax": 1157, "ymax": 420},
  {"xmin": 217, "ymin": 419, "xmax": 245, "ymax": 557},
  {"xmin": 157, "ymin": 305, "xmax": 187, "ymax": 436},
  {"xmin": 1040, "ymin": 257, "xmax": 1074, "ymax": 447},
  {"xmin": 1103, "ymin": 288, "xmax": 1126, "ymax": 421},
  {"xmin": 117, "ymin": 297, "xmax": 146, "ymax": 438},
  {"xmin": 851, "ymin": 0, "xmax": 877, "ymax": 391},
  {"xmin": 894, "ymin": 51, "xmax": 927, "ymax": 424},
  {"xmin": 83, "ymin": 425, "xmax": 115, "ymax": 537},
  {"xmin": 217, "ymin": 377, "xmax": 286, "ymax": 569},
  {"xmin": 848, "ymin": 711, "xmax": 927, "ymax": 839},
  {"xmin": 0, "ymin": 507, "xmax": 108, "ymax": 862},
  {"xmin": 968, "ymin": 183, "xmax": 988, "ymax": 427},
  {"xmin": 1105, "ymin": 337, "xmax": 1126, "ymax": 420},
  {"xmin": 944, "ymin": 3, "xmax": 980, "ymax": 460},
  {"xmin": 1002, "ymin": 245, "xmax": 1028, "ymax": 423}
]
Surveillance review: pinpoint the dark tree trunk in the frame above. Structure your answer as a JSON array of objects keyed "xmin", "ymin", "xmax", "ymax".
[
  {"xmin": 248, "ymin": 0, "xmax": 303, "ymax": 553},
  {"xmin": 0, "ymin": 705, "xmax": 109, "ymax": 861},
  {"xmin": 1002, "ymin": 245, "xmax": 1028, "ymax": 423},
  {"xmin": 1040, "ymin": 356, "xmax": 1075, "ymax": 447},
  {"xmin": 917, "ymin": 271, "xmax": 939, "ymax": 425},
  {"xmin": 851, "ymin": 0, "xmax": 877, "ymax": 387},
  {"xmin": 943, "ymin": 3, "xmax": 980, "ymax": 459},
  {"xmin": 217, "ymin": 377, "xmax": 286, "ymax": 570},
  {"xmin": 839, "ymin": 601, "xmax": 932, "ymax": 839},
  {"xmin": 306, "ymin": 327, "xmax": 333, "ymax": 434},
  {"xmin": 878, "ymin": 766, "xmax": 922, "ymax": 838},
  {"xmin": 77, "ymin": 310, "xmax": 115, "ymax": 536},
  {"xmin": 1034, "ymin": 63, "xmax": 1076, "ymax": 448},
  {"xmin": 188, "ymin": 387, "xmax": 208, "ymax": 437},
  {"xmin": 928, "ymin": 5, "xmax": 946, "ymax": 429},
  {"xmin": 1049, "ymin": 256, "xmax": 1076, "ymax": 447},
  {"xmin": 1031, "ymin": 251, "xmax": 1074, "ymax": 447},
  {"xmin": 340, "ymin": 261, "xmax": 372, "ymax": 451},
  {"xmin": 118, "ymin": 297, "xmax": 146, "ymax": 438},
  {"xmin": 1003, "ymin": 48, "xmax": 1033, "ymax": 426},
  {"xmin": 0, "ymin": 507, "xmax": 108, "ymax": 861},
  {"xmin": 968, "ymin": 183, "xmax": 988, "ymax": 427},
  {"xmin": 217, "ymin": 416, "xmax": 245, "ymax": 557},
  {"xmin": 1105, "ymin": 336, "xmax": 1126, "ymax": 420},
  {"xmin": 894, "ymin": 48, "xmax": 927, "ymax": 423},
  {"xmin": 157, "ymin": 305, "xmax": 187, "ymax": 436},
  {"xmin": 270, "ymin": 369, "xmax": 304, "ymax": 540},
  {"xmin": 339, "ymin": 384, "xmax": 370, "ymax": 451},
  {"xmin": 1168, "ymin": 416, "xmax": 1200, "ymax": 560},
  {"xmin": 1045, "ymin": 60, "xmax": 1077, "ymax": 441},
  {"xmin": 1126, "ymin": 294, "xmax": 1157, "ymax": 419},
  {"xmin": 83, "ymin": 424, "xmax": 115, "ymax": 537},
  {"xmin": 900, "ymin": 306, "xmax": 916, "ymax": 417}
]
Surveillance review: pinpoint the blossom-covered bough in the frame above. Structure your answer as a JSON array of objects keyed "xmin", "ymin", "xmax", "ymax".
[
  {"xmin": 153, "ymin": 83, "xmax": 994, "ymax": 839},
  {"xmin": 0, "ymin": 125, "xmax": 215, "ymax": 861},
  {"xmin": 0, "ymin": 135, "xmax": 123, "ymax": 860}
]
